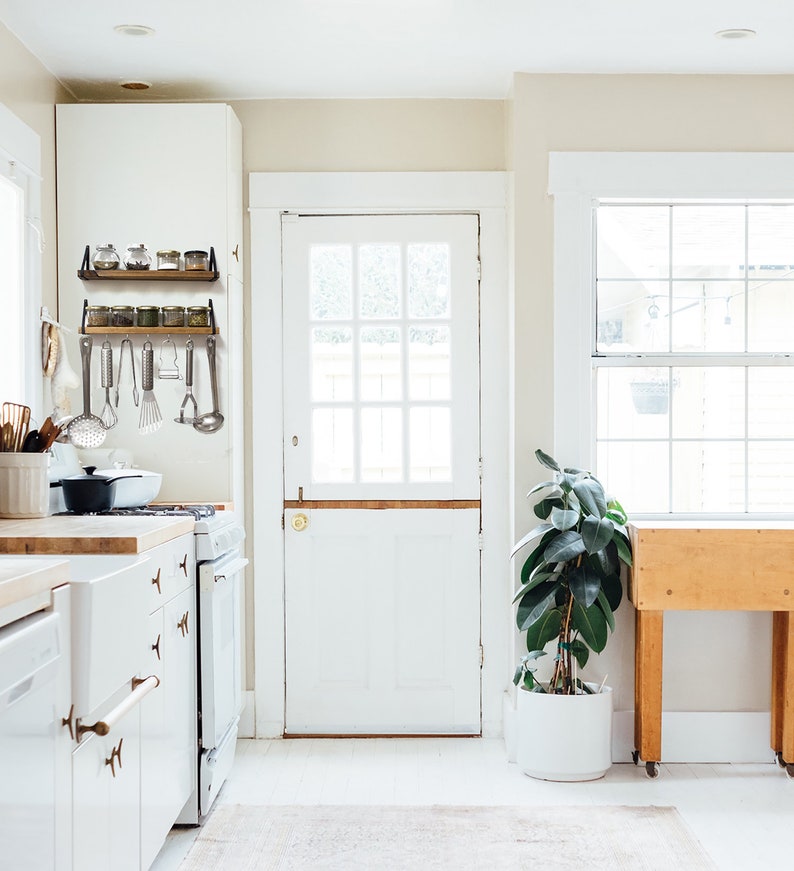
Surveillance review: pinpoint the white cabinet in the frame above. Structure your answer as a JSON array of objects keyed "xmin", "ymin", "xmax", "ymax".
[
  {"xmin": 55, "ymin": 103, "xmax": 244, "ymax": 506},
  {"xmin": 140, "ymin": 536, "xmax": 196, "ymax": 870}
]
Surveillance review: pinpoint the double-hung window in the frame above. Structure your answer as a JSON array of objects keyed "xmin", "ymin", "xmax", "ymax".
[{"xmin": 550, "ymin": 153, "xmax": 794, "ymax": 518}]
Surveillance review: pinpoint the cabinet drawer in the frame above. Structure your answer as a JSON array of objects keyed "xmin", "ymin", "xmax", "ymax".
[{"xmin": 146, "ymin": 534, "xmax": 195, "ymax": 613}]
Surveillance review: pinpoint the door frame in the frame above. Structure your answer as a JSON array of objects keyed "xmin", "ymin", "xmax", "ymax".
[{"xmin": 249, "ymin": 172, "xmax": 509, "ymax": 738}]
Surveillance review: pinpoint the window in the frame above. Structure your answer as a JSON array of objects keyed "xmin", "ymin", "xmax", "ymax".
[
  {"xmin": 549, "ymin": 152, "xmax": 794, "ymax": 519},
  {"xmin": 0, "ymin": 103, "xmax": 42, "ymax": 409},
  {"xmin": 596, "ymin": 202, "xmax": 794, "ymax": 514}
]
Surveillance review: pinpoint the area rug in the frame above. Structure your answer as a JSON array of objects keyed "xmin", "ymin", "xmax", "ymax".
[{"xmin": 178, "ymin": 804, "xmax": 717, "ymax": 870}]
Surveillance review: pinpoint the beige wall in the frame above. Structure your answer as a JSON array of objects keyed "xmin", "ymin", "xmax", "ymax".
[
  {"xmin": 509, "ymin": 74, "xmax": 794, "ymax": 718},
  {"xmin": 0, "ymin": 23, "xmax": 72, "ymax": 315}
]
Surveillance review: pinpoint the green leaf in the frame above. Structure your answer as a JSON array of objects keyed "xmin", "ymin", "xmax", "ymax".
[
  {"xmin": 516, "ymin": 582, "xmax": 561, "ymax": 631},
  {"xmin": 525, "ymin": 608, "xmax": 563, "ymax": 651},
  {"xmin": 522, "ymin": 671, "xmax": 536, "ymax": 690},
  {"xmin": 510, "ymin": 523, "xmax": 554, "ymax": 559},
  {"xmin": 570, "ymin": 638, "xmax": 590, "ymax": 669},
  {"xmin": 535, "ymin": 449, "xmax": 560, "ymax": 472},
  {"xmin": 571, "ymin": 599, "xmax": 608, "ymax": 653},
  {"xmin": 519, "ymin": 530, "xmax": 557, "ymax": 584},
  {"xmin": 596, "ymin": 588, "xmax": 615, "ymax": 632},
  {"xmin": 573, "ymin": 477, "xmax": 607, "ymax": 518},
  {"xmin": 513, "ymin": 569, "xmax": 558, "ymax": 603},
  {"xmin": 606, "ymin": 498, "xmax": 628, "ymax": 525},
  {"xmin": 589, "ymin": 546, "xmax": 617, "ymax": 577},
  {"xmin": 600, "ymin": 572, "xmax": 623, "ymax": 612},
  {"xmin": 525, "ymin": 649, "xmax": 547, "ymax": 662},
  {"xmin": 533, "ymin": 496, "xmax": 565, "ymax": 520},
  {"xmin": 513, "ymin": 664, "xmax": 523, "ymax": 686},
  {"xmin": 559, "ymin": 472, "xmax": 577, "ymax": 493},
  {"xmin": 581, "ymin": 515, "xmax": 614, "ymax": 554},
  {"xmin": 551, "ymin": 506, "xmax": 579, "ymax": 531},
  {"xmin": 544, "ymin": 530, "xmax": 586, "ymax": 563},
  {"xmin": 613, "ymin": 531, "xmax": 633, "ymax": 567},
  {"xmin": 569, "ymin": 564, "xmax": 601, "ymax": 608},
  {"xmin": 527, "ymin": 480, "xmax": 561, "ymax": 498}
]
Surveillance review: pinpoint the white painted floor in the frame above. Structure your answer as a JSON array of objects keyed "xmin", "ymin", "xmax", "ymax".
[{"xmin": 152, "ymin": 738, "xmax": 794, "ymax": 871}]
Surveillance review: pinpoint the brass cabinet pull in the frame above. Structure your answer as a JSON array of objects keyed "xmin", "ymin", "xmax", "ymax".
[
  {"xmin": 232, "ymin": 243, "xmax": 239, "ymax": 262},
  {"xmin": 151, "ymin": 567, "xmax": 161, "ymax": 594},
  {"xmin": 105, "ymin": 738, "xmax": 123, "ymax": 778},
  {"xmin": 152, "ymin": 633, "xmax": 161, "ymax": 660},
  {"xmin": 177, "ymin": 611, "xmax": 189, "ymax": 637},
  {"xmin": 179, "ymin": 554, "xmax": 189, "ymax": 576},
  {"xmin": 61, "ymin": 704, "xmax": 75, "ymax": 741}
]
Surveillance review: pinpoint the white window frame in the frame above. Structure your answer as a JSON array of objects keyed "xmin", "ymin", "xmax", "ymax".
[
  {"xmin": 549, "ymin": 152, "xmax": 794, "ymax": 516},
  {"xmin": 0, "ymin": 103, "xmax": 43, "ymax": 411}
]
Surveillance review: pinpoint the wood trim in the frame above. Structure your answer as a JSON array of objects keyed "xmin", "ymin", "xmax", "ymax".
[{"xmin": 283, "ymin": 499, "xmax": 481, "ymax": 510}]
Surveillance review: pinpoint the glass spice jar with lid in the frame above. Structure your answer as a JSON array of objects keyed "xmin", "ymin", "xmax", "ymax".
[
  {"xmin": 183, "ymin": 250, "xmax": 209, "ymax": 271},
  {"xmin": 136, "ymin": 305, "xmax": 160, "ymax": 328},
  {"xmin": 162, "ymin": 305, "xmax": 185, "ymax": 328},
  {"xmin": 92, "ymin": 244, "xmax": 120, "ymax": 270},
  {"xmin": 111, "ymin": 305, "xmax": 135, "ymax": 327},
  {"xmin": 186, "ymin": 305, "xmax": 210, "ymax": 328},
  {"xmin": 156, "ymin": 249, "xmax": 180, "ymax": 270},
  {"xmin": 86, "ymin": 305, "xmax": 110, "ymax": 327},
  {"xmin": 124, "ymin": 243, "xmax": 152, "ymax": 270}
]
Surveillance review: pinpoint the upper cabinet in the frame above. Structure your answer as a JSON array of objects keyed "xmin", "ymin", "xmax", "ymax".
[{"xmin": 55, "ymin": 104, "xmax": 244, "ymax": 505}]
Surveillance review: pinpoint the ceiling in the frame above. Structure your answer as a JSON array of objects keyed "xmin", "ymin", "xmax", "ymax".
[{"xmin": 0, "ymin": 1, "xmax": 790, "ymax": 102}]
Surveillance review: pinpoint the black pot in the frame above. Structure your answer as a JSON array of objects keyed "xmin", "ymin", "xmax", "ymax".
[{"xmin": 50, "ymin": 466, "xmax": 141, "ymax": 514}]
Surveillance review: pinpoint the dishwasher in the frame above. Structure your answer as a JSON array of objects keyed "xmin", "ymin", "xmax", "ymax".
[{"xmin": 0, "ymin": 608, "xmax": 62, "ymax": 870}]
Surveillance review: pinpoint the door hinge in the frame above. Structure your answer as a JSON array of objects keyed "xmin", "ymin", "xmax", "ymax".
[
  {"xmin": 282, "ymin": 211, "xmax": 299, "ymax": 223},
  {"xmin": 478, "ymin": 532, "xmax": 484, "ymax": 551},
  {"xmin": 281, "ymin": 513, "xmax": 285, "ymax": 530},
  {"xmin": 479, "ymin": 644, "xmax": 484, "ymax": 667},
  {"xmin": 476, "ymin": 258, "xmax": 481, "ymax": 281},
  {"xmin": 477, "ymin": 458, "xmax": 483, "ymax": 478}
]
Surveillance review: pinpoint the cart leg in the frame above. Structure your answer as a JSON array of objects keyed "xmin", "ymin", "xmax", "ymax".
[{"xmin": 635, "ymin": 609, "xmax": 664, "ymax": 767}]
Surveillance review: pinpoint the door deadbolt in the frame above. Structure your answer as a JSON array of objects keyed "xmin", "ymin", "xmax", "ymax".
[{"xmin": 291, "ymin": 512, "xmax": 309, "ymax": 532}]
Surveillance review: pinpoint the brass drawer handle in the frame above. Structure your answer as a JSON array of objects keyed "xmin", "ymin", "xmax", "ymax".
[
  {"xmin": 179, "ymin": 554, "xmax": 189, "ymax": 576},
  {"xmin": 105, "ymin": 738, "xmax": 123, "ymax": 778},
  {"xmin": 152, "ymin": 633, "xmax": 161, "ymax": 660},
  {"xmin": 61, "ymin": 704, "xmax": 75, "ymax": 741},
  {"xmin": 177, "ymin": 611, "xmax": 189, "ymax": 637},
  {"xmin": 232, "ymin": 243, "xmax": 239, "ymax": 262},
  {"xmin": 151, "ymin": 567, "xmax": 161, "ymax": 594}
]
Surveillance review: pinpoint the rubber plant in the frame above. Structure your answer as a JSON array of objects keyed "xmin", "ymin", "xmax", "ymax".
[{"xmin": 511, "ymin": 449, "xmax": 632, "ymax": 694}]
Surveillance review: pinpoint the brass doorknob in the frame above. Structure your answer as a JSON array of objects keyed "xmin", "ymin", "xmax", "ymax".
[{"xmin": 291, "ymin": 512, "xmax": 309, "ymax": 531}]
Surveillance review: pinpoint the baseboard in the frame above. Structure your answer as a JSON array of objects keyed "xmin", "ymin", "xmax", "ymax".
[
  {"xmin": 238, "ymin": 690, "xmax": 255, "ymax": 738},
  {"xmin": 504, "ymin": 694, "xmax": 773, "ymax": 765}
]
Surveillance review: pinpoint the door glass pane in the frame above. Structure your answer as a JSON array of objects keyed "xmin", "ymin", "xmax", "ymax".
[
  {"xmin": 409, "ymin": 407, "xmax": 451, "ymax": 481},
  {"xmin": 672, "ymin": 205, "xmax": 745, "ymax": 279},
  {"xmin": 749, "ymin": 441, "xmax": 794, "ymax": 511},
  {"xmin": 310, "ymin": 245, "xmax": 352, "ymax": 319},
  {"xmin": 359, "ymin": 244, "xmax": 400, "ymax": 319},
  {"xmin": 360, "ymin": 328, "xmax": 401, "ymax": 401},
  {"xmin": 312, "ymin": 408, "xmax": 353, "ymax": 482},
  {"xmin": 596, "ymin": 281, "xmax": 669, "ymax": 353},
  {"xmin": 408, "ymin": 244, "xmax": 450, "ymax": 318},
  {"xmin": 361, "ymin": 408, "xmax": 402, "ymax": 481},
  {"xmin": 312, "ymin": 328, "xmax": 352, "ymax": 401},
  {"xmin": 409, "ymin": 327, "xmax": 450, "ymax": 400},
  {"xmin": 597, "ymin": 206, "xmax": 669, "ymax": 279},
  {"xmin": 670, "ymin": 281, "xmax": 745, "ymax": 352}
]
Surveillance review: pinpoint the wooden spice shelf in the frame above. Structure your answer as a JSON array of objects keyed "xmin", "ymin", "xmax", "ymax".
[
  {"xmin": 78, "ymin": 297, "xmax": 219, "ymax": 335},
  {"xmin": 78, "ymin": 244, "xmax": 218, "ymax": 282}
]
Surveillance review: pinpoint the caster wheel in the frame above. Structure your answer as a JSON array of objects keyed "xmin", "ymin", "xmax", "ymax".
[
  {"xmin": 631, "ymin": 750, "xmax": 640, "ymax": 765},
  {"xmin": 786, "ymin": 763, "xmax": 794, "ymax": 780},
  {"xmin": 645, "ymin": 761, "xmax": 659, "ymax": 779},
  {"xmin": 776, "ymin": 751, "xmax": 786, "ymax": 769}
]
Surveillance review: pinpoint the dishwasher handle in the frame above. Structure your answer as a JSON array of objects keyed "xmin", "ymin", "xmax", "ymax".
[{"xmin": 77, "ymin": 674, "xmax": 160, "ymax": 738}]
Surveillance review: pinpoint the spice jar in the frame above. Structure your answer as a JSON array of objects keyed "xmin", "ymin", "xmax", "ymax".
[
  {"xmin": 162, "ymin": 305, "xmax": 185, "ymax": 328},
  {"xmin": 124, "ymin": 243, "xmax": 152, "ymax": 270},
  {"xmin": 92, "ymin": 244, "xmax": 120, "ymax": 270},
  {"xmin": 136, "ymin": 305, "xmax": 160, "ymax": 328},
  {"xmin": 111, "ymin": 305, "xmax": 135, "ymax": 327},
  {"xmin": 187, "ymin": 306, "xmax": 210, "ymax": 328},
  {"xmin": 184, "ymin": 250, "xmax": 209, "ymax": 271},
  {"xmin": 156, "ymin": 249, "xmax": 180, "ymax": 270},
  {"xmin": 86, "ymin": 305, "xmax": 110, "ymax": 327}
]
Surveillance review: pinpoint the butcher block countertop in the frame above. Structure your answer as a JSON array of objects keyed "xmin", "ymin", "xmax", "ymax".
[
  {"xmin": 0, "ymin": 515, "xmax": 195, "ymax": 555},
  {"xmin": 0, "ymin": 558, "xmax": 69, "ymax": 614}
]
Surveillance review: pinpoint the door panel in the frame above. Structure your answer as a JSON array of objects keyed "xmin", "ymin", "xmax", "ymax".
[{"xmin": 283, "ymin": 213, "xmax": 481, "ymax": 734}]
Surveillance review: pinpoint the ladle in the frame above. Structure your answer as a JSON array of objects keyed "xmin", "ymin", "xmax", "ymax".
[{"xmin": 193, "ymin": 335, "xmax": 224, "ymax": 434}]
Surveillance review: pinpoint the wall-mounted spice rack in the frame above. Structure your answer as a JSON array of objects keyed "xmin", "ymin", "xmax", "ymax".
[
  {"xmin": 77, "ymin": 245, "xmax": 219, "ymax": 281},
  {"xmin": 78, "ymin": 298, "xmax": 219, "ymax": 335}
]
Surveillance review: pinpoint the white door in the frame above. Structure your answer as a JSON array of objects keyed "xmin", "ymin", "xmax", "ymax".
[{"xmin": 283, "ymin": 214, "xmax": 482, "ymax": 734}]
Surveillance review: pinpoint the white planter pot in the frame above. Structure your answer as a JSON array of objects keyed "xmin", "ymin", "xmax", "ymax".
[{"xmin": 516, "ymin": 684, "xmax": 613, "ymax": 782}]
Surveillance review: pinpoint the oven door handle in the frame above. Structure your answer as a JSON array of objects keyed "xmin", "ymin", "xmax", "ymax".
[{"xmin": 211, "ymin": 556, "xmax": 249, "ymax": 583}]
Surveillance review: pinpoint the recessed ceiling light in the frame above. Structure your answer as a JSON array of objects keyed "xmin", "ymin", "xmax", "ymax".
[
  {"xmin": 120, "ymin": 81, "xmax": 152, "ymax": 90},
  {"xmin": 114, "ymin": 24, "xmax": 155, "ymax": 37},
  {"xmin": 714, "ymin": 28, "xmax": 757, "ymax": 40}
]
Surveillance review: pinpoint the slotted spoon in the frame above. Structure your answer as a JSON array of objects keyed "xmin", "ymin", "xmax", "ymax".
[
  {"xmin": 67, "ymin": 336, "xmax": 107, "ymax": 449},
  {"xmin": 100, "ymin": 340, "xmax": 118, "ymax": 429},
  {"xmin": 138, "ymin": 340, "xmax": 163, "ymax": 435}
]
